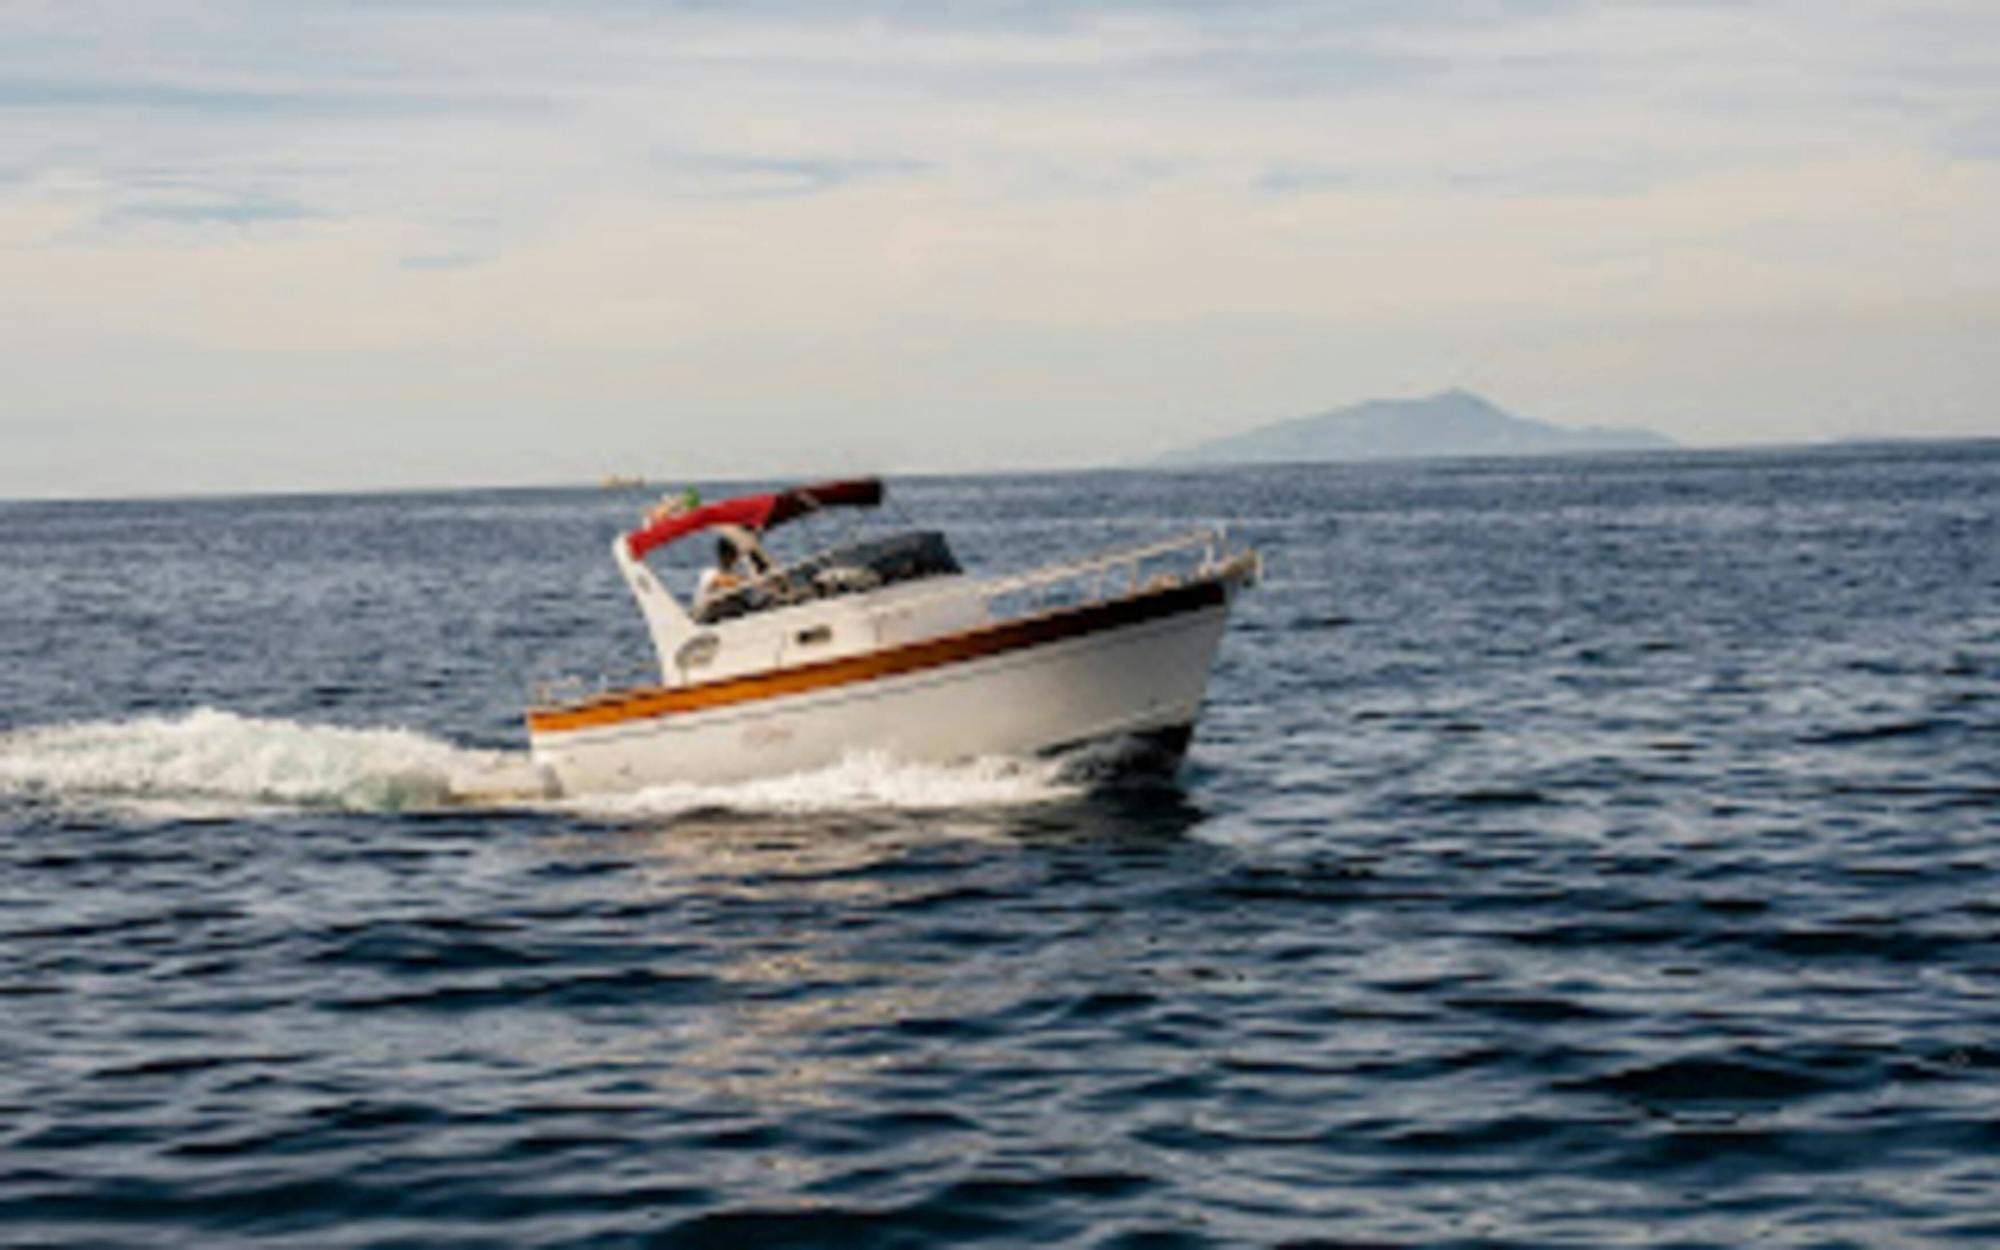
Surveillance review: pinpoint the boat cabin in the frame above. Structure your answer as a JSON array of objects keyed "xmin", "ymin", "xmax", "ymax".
[
  {"xmin": 695, "ymin": 528, "xmax": 962, "ymax": 624},
  {"xmin": 611, "ymin": 478, "xmax": 983, "ymax": 686}
]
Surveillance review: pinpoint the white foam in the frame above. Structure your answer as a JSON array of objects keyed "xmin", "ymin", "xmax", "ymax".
[
  {"xmin": 0, "ymin": 707, "xmax": 501, "ymax": 815},
  {"xmin": 567, "ymin": 750, "xmax": 1083, "ymax": 820},
  {"xmin": 0, "ymin": 710, "xmax": 1083, "ymax": 818}
]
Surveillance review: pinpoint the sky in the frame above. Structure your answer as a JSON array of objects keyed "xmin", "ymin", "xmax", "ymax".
[{"xmin": 2, "ymin": 0, "xmax": 1997, "ymax": 497}]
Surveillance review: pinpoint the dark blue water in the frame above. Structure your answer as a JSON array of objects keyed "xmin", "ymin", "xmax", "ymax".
[{"xmin": 3, "ymin": 445, "xmax": 1998, "ymax": 1248}]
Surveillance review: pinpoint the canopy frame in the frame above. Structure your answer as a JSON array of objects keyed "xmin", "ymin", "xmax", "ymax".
[{"xmin": 622, "ymin": 477, "xmax": 884, "ymax": 561}]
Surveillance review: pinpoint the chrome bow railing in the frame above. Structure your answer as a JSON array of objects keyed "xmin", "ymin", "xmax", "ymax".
[{"xmin": 866, "ymin": 527, "xmax": 1254, "ymax": 643}]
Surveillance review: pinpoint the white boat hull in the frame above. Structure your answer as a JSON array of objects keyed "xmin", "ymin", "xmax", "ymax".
[{"xmin": 528, "ymin": 581, "xmax": 1235, "ymax": 794}]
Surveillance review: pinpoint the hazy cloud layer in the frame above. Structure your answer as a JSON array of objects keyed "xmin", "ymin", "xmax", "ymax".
[{"xmin": 2, "ymin": 0, "xmax": 1996, "ymax": 495}]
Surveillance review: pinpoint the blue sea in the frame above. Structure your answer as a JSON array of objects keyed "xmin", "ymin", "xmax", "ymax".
[{"xmin": 3, "ymin": 444, "xmax": 1998, "ymax": 1248}]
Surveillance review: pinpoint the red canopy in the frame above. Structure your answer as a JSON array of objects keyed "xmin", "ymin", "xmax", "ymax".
[{"xmin": 623, "ymin": 477, "xmax": 884, "ymax": 560}]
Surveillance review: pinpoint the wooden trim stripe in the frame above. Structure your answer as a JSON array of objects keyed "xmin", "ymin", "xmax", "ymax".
[{"xmin": 527, "ymin": 577, "xmax": 1229, "ymax": 736}]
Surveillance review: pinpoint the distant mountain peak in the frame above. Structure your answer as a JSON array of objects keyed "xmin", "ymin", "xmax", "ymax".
[{"xmin": 1160, "ymin": 391, "xmax": 1675, "ymax": 466}]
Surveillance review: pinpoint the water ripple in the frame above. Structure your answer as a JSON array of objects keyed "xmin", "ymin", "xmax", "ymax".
[{"xmin": 5, "ymin": 448, "xmax": 2000, "ymax": 1247}]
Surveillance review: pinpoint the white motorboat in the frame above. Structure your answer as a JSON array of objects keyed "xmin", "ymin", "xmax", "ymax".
[{"xmin": 523, "ymin": 478, "xmax": 1258, "ymax": 795}]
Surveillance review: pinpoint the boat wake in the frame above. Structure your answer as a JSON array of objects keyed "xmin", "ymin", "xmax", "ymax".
[
  {"xmin": 0, "ymin": 708, "xmax": 487, "ymax": 815},
  {"xmin": 570, "ymin": 751, "xmax": 1083, "ymax": 820},
  {"xmin": 0, "ymin": 708, "xmax": 1083, "ymax": 819}
]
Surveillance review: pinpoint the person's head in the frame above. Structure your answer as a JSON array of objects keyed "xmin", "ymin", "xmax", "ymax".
[{"xmin": 716, "ymin": 535, "xmax": 740, "ymax": 568}]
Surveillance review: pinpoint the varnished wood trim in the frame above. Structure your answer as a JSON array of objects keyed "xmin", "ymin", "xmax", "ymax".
[{"xmin": 527, "ymin": 578, "xmax": 1228, "ymax": 735}]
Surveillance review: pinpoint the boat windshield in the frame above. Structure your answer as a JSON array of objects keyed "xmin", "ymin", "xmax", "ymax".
[{"xmin": 694, "ymin": 529, "xmax": 961, "ymax": 624}]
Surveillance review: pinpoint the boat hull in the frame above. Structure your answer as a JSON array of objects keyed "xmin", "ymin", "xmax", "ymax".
[{"xmin": 527, "ymin": 578, "xmax": 1236, "ymax": 794}]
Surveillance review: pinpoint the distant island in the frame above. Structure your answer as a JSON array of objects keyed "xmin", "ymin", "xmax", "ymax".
[{"xmin": 1160, "ymin": 389, "xmax": 1676, "ymax": 465}]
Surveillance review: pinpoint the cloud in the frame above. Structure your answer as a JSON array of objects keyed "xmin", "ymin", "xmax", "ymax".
[
  {"xmin": 652, "ymin": 152, "xmax": 933, "ymax": 201},
  {"xmin": 116, "ymin": 197, "xmax": 318, "ymax": 227},
  {"xmin": 0, "ymin": 77, "xmax": 541, "ymax": 118},
  {"xmin": 398, "ymin": 251, "xmax": 483, "ymax": 270},
  {"xmin": 2, "ymin": 0, "xmax": 1998, "ymax": 495}
]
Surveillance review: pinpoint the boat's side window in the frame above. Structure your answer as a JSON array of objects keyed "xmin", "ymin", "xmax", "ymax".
[
  {"xmin": 676, "ymin": 633, "xmax": 720, "ymax": 671},
  {"xmin": 795, "ymin": 625, "xmax": 833, "ymax": 647}
]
